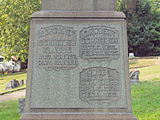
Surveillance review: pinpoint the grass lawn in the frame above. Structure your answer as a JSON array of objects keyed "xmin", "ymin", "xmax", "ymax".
[
  {"xmin": 130, "ymin": 57, "xmax": 160, "ymax": 82},
  {"xmin": 132, "ymin": 81, "xmax": 160, "ymax": 120},
  {"xmin": 130, "ymin": 57, "xmax": 160, "ymax": 119},
  {"xmin": 139, "ymin": 64, "xmax": 160, "ymax": 82},
  {"xmin": 0, "ymin": 100, "xmax": 20, "ymax": 120},
  {"xmin": 129, "ymin": 57, "xmax": 159, "ymax": 68},
  {"xmin": 0, "ymin": 72, "xmax": 27, "ymax": 94}
]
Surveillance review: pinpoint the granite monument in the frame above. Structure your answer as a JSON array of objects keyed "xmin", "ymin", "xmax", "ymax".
[{"xmin": 20, "ymin": 0, "xmax": 137, "ymax": 119}]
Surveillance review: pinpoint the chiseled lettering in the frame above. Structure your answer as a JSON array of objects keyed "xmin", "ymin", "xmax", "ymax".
[
  {"xmin": 80, "ymin": 26, "xmax": 120, "ymax": 61},
  {"xmin": 37, "ymin": 25, "xmax": 78, "ymax": 70},
  {"xmin": 80, "ymin": 67, "xmax": 120, "ymax": 103}
]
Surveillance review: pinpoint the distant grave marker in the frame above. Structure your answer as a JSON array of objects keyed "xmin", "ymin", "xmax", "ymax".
[
  {"xmin": 130, "ymin": 70, "xmax": 140, "ymax": 84},
  {"xmin": 6, "ymin": 79, "xmax": 20, "ymax": 90},
  {"xmin": 129, "ymin": 53, "xmax": 135, "ymax": 58}
]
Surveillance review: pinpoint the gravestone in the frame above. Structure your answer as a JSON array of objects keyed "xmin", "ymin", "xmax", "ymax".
[
  {"xmin": 129, "ymin": 53, "xmax": 135, "ymax": 58},
  {"xmin": 130, "ymin": 70, "xmax": 140, "ymax": 84},
  {"xmin": 13, "ymin": 79, "xmax": 20, "ymax": 87},
  {"xmin": 6, "ymin": 79, "xmax": 20, "ymax": 90},
  {"xmin": 20, "ymin": 80, "xmax": 24, "ymax": 86},
  {"xmin": 6, "ymin": 80, "xmax": 13, "ymax": 90},
  {"xmin": 20, "ymin": 0, "xmax": 137, "ymax": 120}
]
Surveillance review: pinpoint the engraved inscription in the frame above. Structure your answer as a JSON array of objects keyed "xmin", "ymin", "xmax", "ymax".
[
  {"xmin": 37, "ymin": 25, "xmax": 78, "ymax": 70},
  {"xmin": 80, "ymin": 67, "xmax": 120, "ymax": 103},
  {"xmin": 80, "ymin": 26, "xmax": 120, "ymax": 61}
]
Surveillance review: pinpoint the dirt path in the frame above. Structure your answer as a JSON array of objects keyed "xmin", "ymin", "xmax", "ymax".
[{"xmin": 0, "ymin": 90, "xmax": 25, "ymax": 102}]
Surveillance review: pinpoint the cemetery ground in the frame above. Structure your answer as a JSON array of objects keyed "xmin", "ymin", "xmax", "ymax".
[
  {"xmin": 0, "ymin": 57, "xmax": 160, "ymax": 120},
  {"xmin": 0, "ymin": 71, "xmax": 27, "ymax": 94}
]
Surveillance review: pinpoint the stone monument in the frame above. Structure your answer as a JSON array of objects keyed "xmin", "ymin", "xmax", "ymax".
[
  {"xmin": 20, "ymin": 0, "xmax": 137, "ymax": 119},
  {"xmin": 18, "ymin": 98, "xmax": 25, "ymax": 115}
]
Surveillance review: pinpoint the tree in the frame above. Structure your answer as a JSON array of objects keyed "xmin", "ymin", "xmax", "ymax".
[
  {"xmin": 0, "ymin": 0, "xmax": 40, "ymax": 62},
  {"xmin": 0, "ymin": 0, "xmax": 159, "ymax": 60},
  {"xmin": 118, "ymin": 0, "xmax": 160, "ymax": 56}
]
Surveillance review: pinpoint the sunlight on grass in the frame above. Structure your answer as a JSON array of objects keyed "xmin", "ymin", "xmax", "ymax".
[
  {"xmin": 138, "ymin": 64, "xmax": 160, "ymax": 81},
  {"xmin": 129, "ymin": 57, "xmax": 160, "ymax": 82},
  {"xmin": 0, "ymin": 100, "xmax": 21, "ymax": 120},
  {"xmin": 132, "ymin": 82, "xmax": 160, "ymax": 120},
  {"xmin": 130, "ymin": 58, "xmax": 160, "ymax": 119},
  {"xmin": 129, "ymin": 58, "xmax": 158, "ymax": 68}
]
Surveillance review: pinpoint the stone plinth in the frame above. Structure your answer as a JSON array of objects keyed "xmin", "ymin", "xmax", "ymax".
[
  {"xmin": 20, "ymin": 11, "xmax": 137, "ymax": 120},
  {"xmin": 21, "ymin": 113, "xmax": 137, "ymax": 120},
  {"xmin": 20, "ymin": 0, "xmax": 137, "ymax": 119},
  {"xmin": 42, "ymin": 0, "xmax": 117, "ymax": 11}
]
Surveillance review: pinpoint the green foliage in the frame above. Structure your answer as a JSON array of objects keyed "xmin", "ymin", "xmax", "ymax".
[
  {"xmin": 118, "ymin": 0, "xmax": 160, "ymax": 56},
  {"xmin": 0, "ymin": 0, "xmax": 159, "ymax": 61},
  {"xmin": 0, "ymin": 100, "xmax": 21, "ymax": 120},
  {"xmin": 150, "ymin": 22, "xmax": 160, "ymax": 55},
  {"xmin": 0, "ymin": 0, "xmax": 41, "ymax": 62}
]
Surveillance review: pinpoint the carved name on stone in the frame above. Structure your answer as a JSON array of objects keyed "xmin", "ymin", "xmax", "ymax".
[
  {"xmin": 80, "ymin": 67, "xmax": 120, "ymax": 103},
  {"xmin": 37, "ymin": 25, "xmax": 78, "ymax": 70},
  {"xmin": 80, "ymin": 26, "xmax": 120, "ymax": 62}
]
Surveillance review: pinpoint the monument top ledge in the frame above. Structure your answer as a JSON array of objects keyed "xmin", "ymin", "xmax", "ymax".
[{"xmin": 42, "ymin": 0, "xmax": 117, "ymax": 11}]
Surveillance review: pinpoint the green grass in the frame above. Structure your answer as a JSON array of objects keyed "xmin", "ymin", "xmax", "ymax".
[
  {"xmin": 130, "ymin": 63, "xmax": 160, "ymax": 82},
  {"xmin": 0, "ymin": 100, "xmax": 21, "ymax": 120},
  {"xmin": 139, "ymin": 64, "xmax": 160, "ymax": 81},
  {"xmin": 132, "ymin": 81, "xmax": 160, "ymax": 120},
  {"xmin": 130, "ymin": 58, "xmax": 160, "ymax": 119},
  {"xmin": 0, "ymin": 72, "xmax": 27, "ymax": 94},
  {"xmin": 129, "ymin": 58, "xmax": 159, "ymax": 68}
]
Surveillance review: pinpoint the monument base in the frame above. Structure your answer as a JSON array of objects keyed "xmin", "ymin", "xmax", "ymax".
[
  {"xmin": 20, "ymin": 113, "xmax": 137, "ymax": 120},
  {"xmin": 21, "ymin": 11, "xmax": 137, "ymax": 120}
]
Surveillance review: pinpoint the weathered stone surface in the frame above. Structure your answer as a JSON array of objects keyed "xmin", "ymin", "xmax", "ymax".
[
  {"xmin": 29, "ymin": 20, "xmax": 127, "ymax": 109},
  {"xmin": 18, "ymin": 98, "xmax": 25, "ymax": 115},
  {"xmin": 20, "ymin": 0, "xmax": 137, "ymax": 119},
  {"xmin": 21, "ymin": 113, "xmax": 137, "ymax": 120},
  {"xmin": 80, "ymin": 67, "xmax": 121, "ymax": 103},
  {"xmin": 32, "ymin": 11, "xmax": 126, "ymax": 18},
  {"xmin": 41, "ymin": 0, "xmax": 117, "ymax": 11}
]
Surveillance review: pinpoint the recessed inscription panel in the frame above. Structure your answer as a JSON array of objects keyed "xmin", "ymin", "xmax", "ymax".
[
  {"xmin": 80, "ymin": 26, "xmax": 120, "ymax": 62},
  {"xmin": 37, "ymin": 25, "xmax": 78, "ymax": 70},
  {"xmin": 80, "ymin": 67, "xmax": 120, "ymax": 103}
]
